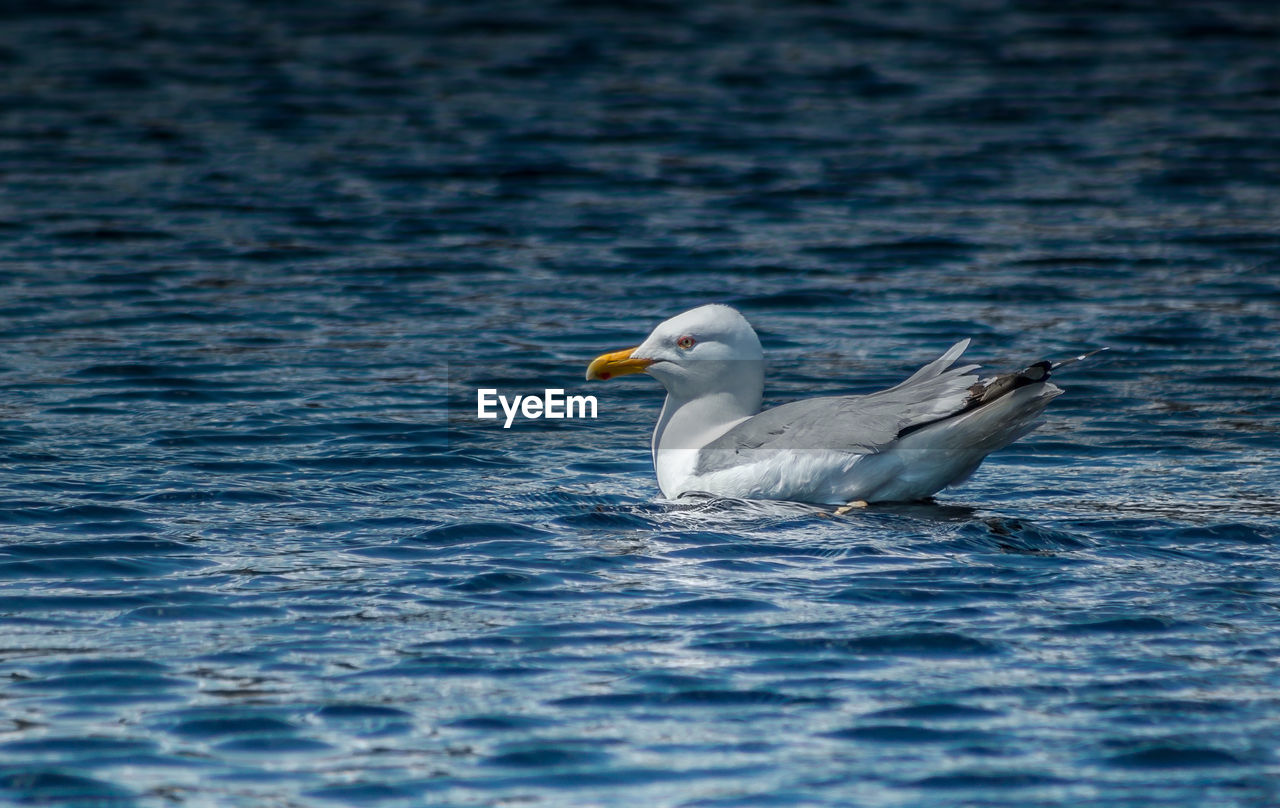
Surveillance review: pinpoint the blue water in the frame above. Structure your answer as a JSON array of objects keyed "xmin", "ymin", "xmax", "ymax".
[{"xmin": 2, "ymin": 1, "xmax": 1280, "ymax": 805}]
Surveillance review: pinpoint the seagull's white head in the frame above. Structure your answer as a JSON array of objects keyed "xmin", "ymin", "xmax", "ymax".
[{"xmin": 586, "ymin": 304, "xmax": 764, "ymax": 407}]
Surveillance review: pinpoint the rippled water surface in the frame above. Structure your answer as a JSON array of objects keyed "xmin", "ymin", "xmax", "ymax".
[{"xmin": 2, "ymin": 1, "xmax": 1280, "ymax": 805}]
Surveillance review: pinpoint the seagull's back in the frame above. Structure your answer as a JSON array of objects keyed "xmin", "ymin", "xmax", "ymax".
[{"xmin": 672, "ymin": 342, "xmax": 1062, "ymax": 505}]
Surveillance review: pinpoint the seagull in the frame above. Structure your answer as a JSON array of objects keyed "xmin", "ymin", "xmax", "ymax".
[{"xmin": 586, "ymin": 304, "xmax": 1092, "ymax": 508}]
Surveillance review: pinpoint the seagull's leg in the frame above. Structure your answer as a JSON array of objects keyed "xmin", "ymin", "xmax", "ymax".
[{"xmin": 833, "ymin": 500, "xmax": 869, "ymax": 516}]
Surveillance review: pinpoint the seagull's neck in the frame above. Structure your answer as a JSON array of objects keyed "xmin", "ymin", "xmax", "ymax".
[
  {"xmin": 652, "ymin": 389, "xmax": 760, "ymax": 469},
  {"xmin": 645, "ymin": 358, "xmax": 764, "ymax": 498}
]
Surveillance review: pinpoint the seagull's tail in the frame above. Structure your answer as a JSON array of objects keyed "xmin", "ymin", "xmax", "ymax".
[
  {"xmin": 888, "ymin": 346, "xmax": 1106, "ymax": 498},
  {"xmin": 886, "ymin": 381, "xmax": 1060, "ymax": 497}
]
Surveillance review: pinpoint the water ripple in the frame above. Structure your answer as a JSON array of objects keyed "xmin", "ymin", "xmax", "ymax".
[{"xmin": 1, "ymin": 0, "xmax": 1278, "ymax": 805}]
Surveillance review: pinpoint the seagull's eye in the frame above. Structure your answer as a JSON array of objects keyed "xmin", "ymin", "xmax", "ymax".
[{"xmin": 677, "ymin": 336, "xmax": 696, "ymax": 350}]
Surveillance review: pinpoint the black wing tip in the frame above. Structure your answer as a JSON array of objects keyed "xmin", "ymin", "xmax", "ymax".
[
  {"xmin": 975, "ymin": 346, "xmax": 1108, "ymax": 406},
  {"xmin": 967, "ymin": 360, "xmax": 1054, "ymax": 407}
]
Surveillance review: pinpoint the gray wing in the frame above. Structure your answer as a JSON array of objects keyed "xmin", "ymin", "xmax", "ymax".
[{"xmin": 694, "ymin": 340, "xmax": 981, "ymax": 473}]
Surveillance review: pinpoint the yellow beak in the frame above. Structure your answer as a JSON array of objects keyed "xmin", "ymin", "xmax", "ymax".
[{"xmin": 585, "ymin": 346, "xmax": 654, "ymax": 381}]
